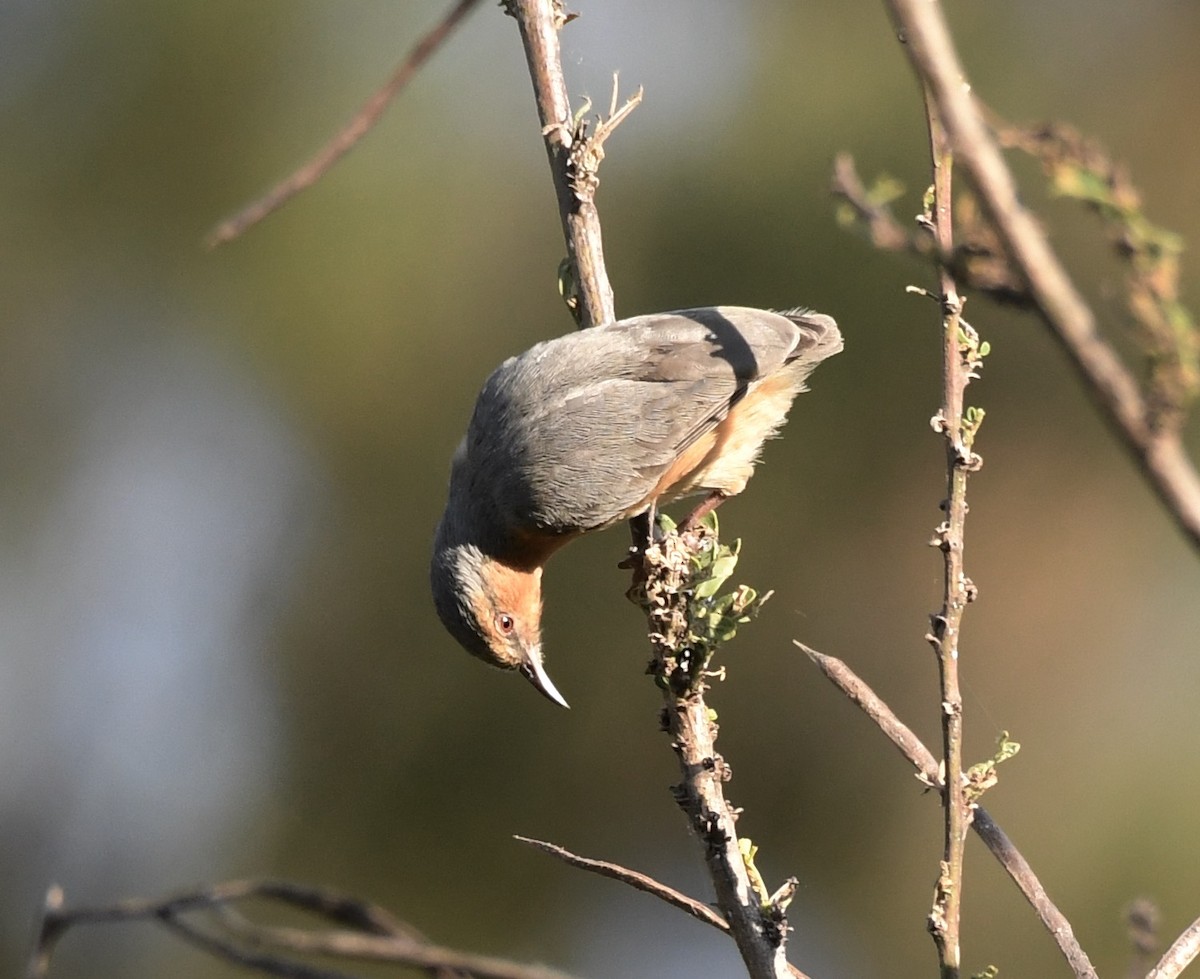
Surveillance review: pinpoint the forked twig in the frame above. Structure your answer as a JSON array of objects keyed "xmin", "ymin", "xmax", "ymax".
[
  {"xmin": 27, "ymin": 879, "xmax": 575, "ymax": 979},
  {"xmin": 513, "ymin": 838, "xmax": 812, "ymax": 979}
]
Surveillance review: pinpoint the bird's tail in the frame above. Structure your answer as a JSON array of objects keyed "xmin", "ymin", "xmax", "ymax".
[{"xmin": 774, "ymin": 307, "xmax": 844, "ymax": 365}]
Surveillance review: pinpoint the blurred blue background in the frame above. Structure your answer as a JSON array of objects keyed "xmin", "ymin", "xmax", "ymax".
[{"xmin": 3, "ymin": 1, "xmax": 1199, "ymax": 977}]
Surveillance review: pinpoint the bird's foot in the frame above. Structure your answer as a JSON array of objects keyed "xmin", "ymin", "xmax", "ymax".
[{"xmin": 679, "ymin": 491, "xmax": 728, "ymax": 533}]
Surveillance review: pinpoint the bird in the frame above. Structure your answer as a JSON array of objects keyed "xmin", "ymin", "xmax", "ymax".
[{"xmin": 430, "ymin": 305, "xmax": 842, "ymax": 707}]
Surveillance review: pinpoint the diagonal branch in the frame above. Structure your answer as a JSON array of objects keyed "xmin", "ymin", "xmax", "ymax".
[
  {"xmin": 155, "ymin": 914, "xmax": 366, "ymax": 979},
  {"xmin": 882, "ymin": 0, "xmax": 1200, "ymax": 553},
  {"xmin": 513, "ymin": 836, "xmax": 812, "ymax": 979},
  {"xmin": 797, "ymin": 643, "xmax": 1099, "ymax": 979},
  {"xmin": 206, "ymin": 0, "xmax": 482, "ymax": 248},
  {"xmin": 1146, "ymin": 915, "xmax": 1200, "ymax": 979},
  {"xmin": 514, "ymin": 836, "xmax": 731, "ymax": 934}
]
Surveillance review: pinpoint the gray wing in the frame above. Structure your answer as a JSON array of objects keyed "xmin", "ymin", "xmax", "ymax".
[{"xmin": 459, "ymin": 306, "xmax": 839, "ymax": 538}]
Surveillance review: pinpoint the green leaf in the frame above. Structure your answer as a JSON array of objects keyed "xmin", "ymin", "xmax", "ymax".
[{"xmin": 867, "ymin": 173, "xmax": 906, "ymax": 207}]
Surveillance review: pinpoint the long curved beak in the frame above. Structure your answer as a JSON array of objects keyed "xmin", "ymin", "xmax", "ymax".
[{"xmin": 519, "ymin": 649, "xmax": 570, "ymax": 709}]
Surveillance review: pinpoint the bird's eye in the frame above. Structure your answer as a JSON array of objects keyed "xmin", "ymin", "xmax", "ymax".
[{"xmin": 495, "ymin": 613, "xmax": 515, "ymax": 635}]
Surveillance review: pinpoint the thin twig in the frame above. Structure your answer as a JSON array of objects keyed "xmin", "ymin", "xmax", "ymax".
[
  {"xmin": 504, "ymin": 0, "xmax": 639, "ymax": 327},
  {"xmin": 206, "ymin": 0, "xmax": 482, "ymax": 248},
  {"xmin": 212, "ymin": 904, "xmax": 471, "ymax": 979},
  {"xmin": 797, "ymin": 643, "xmax": 1099, "ymax": 979},
  {"xmin": 882, "ymin": 0, "xmax": 1200, "ymax": 552},
  {"xmin": 26, "ymin": 879, "xmax": 574, "ymax": 979},
  {"xmin": 157, "ymin": 914, "xmax": 364, "ymax": 979},
  {"xmin": 514, "ymin": 836, "xmax": 730, "ymax": 933},
  {"xmin": 830, "ymin": 153, "xmax": 928, "ymax": 256},
  {"xmin": 989, "ymin": 119, "xmax": 1199, "ymax": 431},
  {"xmin": 514, "ymin": 837, "xmax": 811, "ymax": 979},
  {"xmin": 920, "ymin": 87, "xmax": 974, "ymax": 979},
  {"xmin": 209, "ymin": 916, "xmax": 562, "ymax": 979},
  {"xmin": 1146, "ymin": 915, "xmax": 1200, "ymax": 979}
]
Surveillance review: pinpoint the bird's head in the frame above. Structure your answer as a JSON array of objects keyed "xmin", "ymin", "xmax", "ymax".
[{"xmin": 430, "ymin": 540, "xmax": 568, "ymax": 708}]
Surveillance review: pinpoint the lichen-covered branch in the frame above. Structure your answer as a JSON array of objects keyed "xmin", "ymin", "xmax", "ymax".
[{"xmin": 629, "ymin": 519, "xmax": 797, "ymax": 979}]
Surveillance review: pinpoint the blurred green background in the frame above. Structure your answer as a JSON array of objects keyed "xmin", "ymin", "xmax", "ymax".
[{"xmin": 4, "ymin": 1, "xmax": 1199, "ymax": 977}]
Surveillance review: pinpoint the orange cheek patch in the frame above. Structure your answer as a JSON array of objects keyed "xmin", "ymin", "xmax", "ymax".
[{"xmin": 479, "ymin": 561, "xmax": 544, "ymax": 661}]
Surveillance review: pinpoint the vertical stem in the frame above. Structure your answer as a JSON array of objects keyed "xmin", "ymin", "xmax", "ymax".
[
  {"xmin": 506, "ymin": 0, "xmax": 616, "ymax": 327},
  {"xmin": 666, "ymin": 692, "xmax": 793, "ymax": 979},
  {"xmin": 924, "ymin": 92, "xmax": 971, "ymax": 979},
  {"xmin": 504, "ymin": 5, "xmax": 790, "ymax": 975},
  {"xmin": 638, "ymin": 531, "xmax": 796, "ymax": 979}
]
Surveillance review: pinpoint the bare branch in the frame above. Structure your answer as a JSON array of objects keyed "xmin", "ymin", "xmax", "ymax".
[
  {"xmin": 206, "ymin": 0, "xmax": 482, "ymax": 248},
  {"xmin": 882, "ymin": 0, "xmax": 1200, "ymax": 552},
  {"xmin": 1146, "ymin": 915, "xmax": 1200, "ymax": 979},
  {"xmin": 504, "ymin": 0, "xmax": 636, "ymax": 327},
  {"xmin": 27, "ymin": 879, "xmax": 575, "ymax": 979},
  {"xmin": 797, "ymin": 644, "xmax": 1099, "ymax": 979},
  {"xmin": 793, "ymin": 646, "xmax": 933, "ymax": 775},
  {"xmin": 211, "ymin": 916, "xmax": 562, "ymax": 979},
  {"xmin": 514, "ymin": 836, "xmax": 731, "ymax": 934}
]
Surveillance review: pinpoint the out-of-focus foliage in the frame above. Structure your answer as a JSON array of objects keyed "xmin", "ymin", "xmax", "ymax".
[{"xmin": 3, "ymin": 2, "xmax": 1199, "ymax": 978}]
